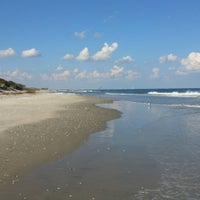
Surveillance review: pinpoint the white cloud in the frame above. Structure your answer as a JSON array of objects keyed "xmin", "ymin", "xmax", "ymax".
[
  {"xmin": 62, "ymin": 48, "xmax": 89, "ymax": 61},
  {"xmin": 115, "ymin": 56, "xmax": 134, "ymax": 64},
  {"xmin": 62, "ymin": 54, "xmax": 74, "ymax": 60},
  {"xmin": 126, "ymin": 70, "xmax": 139, "ymax": 80},
  {"xmin": 90, "ymin": 70, "xmax": 109, "ymax": 79},
  {"xmin": 6, "ymin": 69, "xmax": 19, "ymax": 77},
  {"xmin": 76, "ymin": 47, "xmax": 89, "ymax": 61},
  {"xmin": 20, "ymin": 72, "xmax": 33, "ymax": 80},
  {"xmin": 22, "ymin": 48, "xmax": 40, "ymax": 58},
  {"xmin": 159, "ymin": 53, "xmax": 178, "ymax": 63},
  {"xmin": 3, "ymin": 69, "xmax": 32, "ymax": 80},
  {"xmin": 74, "ymin": 31, "xmax": 86, "ymax": 39},
  {"xmin": 92, "ymin": 42, "xmax": 118, "ymax": 61},
  {"xmin": 110, "ymin": 65, "xmax": 124, "ymax": 77},
  {"xmin": 90, "ymin": 70, "xmax": 100, "ymax": 78},
  {"xmin": 40, "ymin": 67, "xmax": 141, "ymax": 82},
  {"xmin": 181, "ymin": 52, "xmax": 200, "ymax": 72},
  {"xmin": 175, "ymin": 52, "xmax": 200, "ymax": 75},
  {"xmin": 75, "ymin": 68, "xmax": 125, "ymax": 80},
  {"xmin": 62, "ymin": 42, "xmax": 118, "ymax": 62},
  {"xmin": 150, "ymin": 67, "xmax": 160, "ymax": 79},
  {"xmin": 75, "ymin": 70, "xmax": 109, "ymax": 80},
  {"xmin": 175, "ymin": 70, "xmax": 188, "ymax": 76},
  {"xmin": 0, "ymin": 48, "xmax": 16, "ymax": 57},
  {"xmin": 75, "ymin": 71, "xmax": 88, "ymax": 79},
  {"xmin": 73, "ymin": 68, "xmax": 79, "ymax": 73},
  {"xmin": 52, "ymin": 70, "xmax": 70, "ymax": 80},
  {"xmin": 56, "ymin": 66, "xmax": 63, "ymax": 71},
  {"xmin": 91, "ymin": 71, "xmax": 101, "ymax": 78}
]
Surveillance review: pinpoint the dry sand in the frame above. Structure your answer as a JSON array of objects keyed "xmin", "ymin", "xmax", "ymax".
[{"xmin": 0, "ymin": 93, "xmax": 120, "ymax": 185}]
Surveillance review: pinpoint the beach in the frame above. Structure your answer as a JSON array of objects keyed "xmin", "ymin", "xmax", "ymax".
[
  {"xmin": 0, "ymin": 92, "xmax": 120, "ymax": 185},
  {"xmin": 1, "ymin": 90, "xmax": 200, "ymax": 199}
]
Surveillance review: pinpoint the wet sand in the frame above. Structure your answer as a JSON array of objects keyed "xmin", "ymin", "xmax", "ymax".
[{"xmin": 0, "ymin": 93, "xmax": 120, "ymax": 185}]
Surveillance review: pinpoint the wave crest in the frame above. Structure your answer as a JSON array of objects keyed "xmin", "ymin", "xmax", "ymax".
[{"xmin": 148, "ymin": 91, "xmax": 200, "ymax": 98}]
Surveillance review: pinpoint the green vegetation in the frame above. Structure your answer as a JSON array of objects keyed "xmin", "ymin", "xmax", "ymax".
[
  {"xmin": 0, "ymin": 78, "xmax": 25, "ymax": 90},
  {"xmin": 0, "ymin": 77, "xmax": 46, "ymax": 94},
  {"xmin": 25, "ymin": 87, "xmax": 37, "ymax": 93}
]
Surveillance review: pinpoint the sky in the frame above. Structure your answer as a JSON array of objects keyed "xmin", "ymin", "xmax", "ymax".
[{"xmin": 0, "ymin": 0, "xmax": 200, "ymax": 89}]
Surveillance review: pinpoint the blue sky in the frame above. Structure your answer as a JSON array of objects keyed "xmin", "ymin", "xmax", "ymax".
[{"xmin": 0, "ymin": 0, "xmax": 200, "ymax": 89}]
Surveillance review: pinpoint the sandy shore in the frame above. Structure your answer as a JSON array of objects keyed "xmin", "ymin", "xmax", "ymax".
[{"xmin": 0, "ymin": 93, "xmax": 120, "ymax": 185}]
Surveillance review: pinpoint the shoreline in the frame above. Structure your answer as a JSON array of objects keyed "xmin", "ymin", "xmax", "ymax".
[{"xmin": 0, "ymin": 93, "xmax": 121, "ymax": 185}]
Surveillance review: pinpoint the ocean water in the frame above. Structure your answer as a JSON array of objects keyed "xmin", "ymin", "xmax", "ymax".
[
  {"xmin": 1, "ymin": 88, "xmax": 200, "ymax": 199},
  {"xmin": 59, "ymin": 88, "xmax": 200, "ymax": 108}
]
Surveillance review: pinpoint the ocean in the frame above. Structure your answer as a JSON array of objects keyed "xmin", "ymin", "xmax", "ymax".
[
  {"xmin": 58, "ymin": 88, "xmax": 200, "ymax": 108},
  {"xmin": 53, "ymin": 88, "xmax": 200, "ymax": 199}
]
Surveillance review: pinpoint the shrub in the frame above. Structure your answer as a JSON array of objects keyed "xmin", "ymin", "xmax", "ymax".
[{"xmin": 25, "ymin": 88, "xmax": 37, "ymax": 93}]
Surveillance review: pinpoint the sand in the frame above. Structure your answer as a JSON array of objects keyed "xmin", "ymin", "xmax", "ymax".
[{"xmin": 0, "ymin": 92, "xmax": 120, "ymax": 185}]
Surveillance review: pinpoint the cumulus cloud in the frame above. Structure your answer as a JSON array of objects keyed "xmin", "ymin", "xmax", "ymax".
[
  {"xmin": 62, "ymin": 54, "xmax": 74, "ymax": 60},
  {"xmin": 92, "ymin": 42, "xmax": 118, "ymax": 61},
  {"xmin": 75, "ymin": 71, "xmax": 88, "ymax": 79},
  {"xmin": 126, "ymin": 70, "xmax": 139, "ymax": 80},
  {"xmin": 20, "ymin": 72, "xmax": 33, "ymax": 80},
  {"xmin": 110, "ymin": 65, "xmax": 124, "ymax": 77},
  {"xmin": 76, "ymin": 47, "xmax": 89, "ymax": 61},
  {"xmin": 22, "ymin": 48, "xmax": 41, "ymax": 58},
  {"xmin": 74, "ymin": 31, "xmax": 86, "ymax": 39},
  {"xmin": 73, "ymin": 68, "xmax": 79, "ymax": 73},
  {"xmin": 115, "ymin": 56, "xmax": 134, "ymax": 64},
  {"xmin": 62, "ymin": 42, "xmax": 118, "ymax": 61},
  {"xmin": 56, "ymin": 66, "xmax": 63, "ymax": 71},
  {"xmin": 159, "ymin": 53, "xmax": 178, "ymax": 63},
  {"xmin": 90, "ymin": 70, "xmax": 109, "ymax": 79},
  {"xmin": 5, "ymin": 69, "xmax": 19, "ymax": 77},
  {"xmin": 175, "ymin": 52, "xmax": 200, "ymax": 75},
  {"xmin": 74, "ymin": 67, "xmax": 125, "ymax": 80},
  {"xmin": 52, "ymin": 70, "xmax": 70, "ymax": 80},
  {"xmin": 181, "ymin": 52, "xmax": 200, "ymax": 71},
  {"xmin": 74, "ymin": 69, "xmax": 109, "ymax": 80},
  {"xmin": 150, "ymin": 67, "xmax": 160, "ymax": 79},
  {"xmin": 41, "ymin": 66, "xmax": 140, "ymax": 82},
  {"xmin": 62, "ymin": 48, "xmax": 89, "ymax": 61},
  {"xmin": 90, "ymin": 70, "xmax": 101, "ymax": 78},
  {"xmin": 3, "ymin": 69, "xmax": 32, "ymax": 80},
  {"xmin": 0, "ymin": 48, "xmax": 16, "ymax": 57}
]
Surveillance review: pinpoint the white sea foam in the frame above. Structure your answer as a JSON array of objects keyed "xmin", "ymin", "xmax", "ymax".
[
  {"xmin": 148, "ymin": 91, "xmax": 200, "ymax": 98},
  {"xmin": 170, "ymin": 104, "xmax": 200, "ymax": 109}
]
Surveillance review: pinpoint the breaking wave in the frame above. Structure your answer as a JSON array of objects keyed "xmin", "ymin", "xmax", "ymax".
[{"xmin": 148, "ymin": 91, "xmax": 200, "ymax": 98}]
